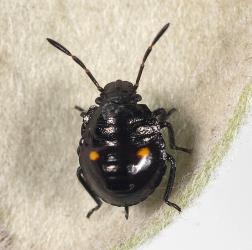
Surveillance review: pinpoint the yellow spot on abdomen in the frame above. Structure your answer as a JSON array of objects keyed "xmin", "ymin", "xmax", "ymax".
[
  {"xmin": 137, "ymin": 147, "xmax": 150, "ymax": 158},
  {"xmin": 89, "ymin": 150, "xmax": 100, "ymax": 161}
]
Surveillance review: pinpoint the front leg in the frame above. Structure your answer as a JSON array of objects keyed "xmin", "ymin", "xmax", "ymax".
[
  {"xmin": 153, "ymin": 108, "xmax": 191, "ymax": 154},
  {"xmin": 77, "ymin": 167, "xmax": 102, "ymax": 218},
  {"xmin": 74, "ymin": 105, "xmax": 85, "ymax": 112},
  {"xmin": 75, "ymin": 105, "xmax": 98, "ymax": 119},
  {"xmin": 163, "ymin": 153, "xmax": 181, "ymax": 212}
]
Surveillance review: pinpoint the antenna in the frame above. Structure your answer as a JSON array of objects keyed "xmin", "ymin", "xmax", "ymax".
[
  {"xmin": 134, "ymin": 23, "xmax": 170, "ymax": 89},
  {"xmin": 47, "ymin": 38, "xmax": 103, "ymax": 92}
]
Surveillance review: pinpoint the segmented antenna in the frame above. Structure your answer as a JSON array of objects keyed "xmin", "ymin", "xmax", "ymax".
[
  {"xmin": 134, "ymin": 23, "xmax": 170, "ymax": 89},
  {"xmin": 47, "ymin": 38, "xmax": 103, "ymax": 92}
]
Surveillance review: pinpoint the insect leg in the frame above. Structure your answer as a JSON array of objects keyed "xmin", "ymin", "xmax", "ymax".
[
  {"xmin": 76, "ymin": 167, "xmax": 102, "ymax": 218},
  {"xmin": 74, "ymin": 105, "xmax": 85, "ymax": 112},
  {"xmin": 162, "ymin": 121, "xmax": 192, "ymax": 154},
  {"xmin": 152, "ymin": 108, "xmax": 176, "ymax": 122},
  {"xmin": 164, "ymin": 153, "xmax": 181, "ymax": 212},
  {"xmin": 125, "ymin": 206, "xmax": 129, "ymax": 220}
]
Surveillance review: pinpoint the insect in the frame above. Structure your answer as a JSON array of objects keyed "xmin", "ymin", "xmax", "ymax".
[{"xmin": 47, "ymin": 23, "xmax": 191, "ymax": 220}]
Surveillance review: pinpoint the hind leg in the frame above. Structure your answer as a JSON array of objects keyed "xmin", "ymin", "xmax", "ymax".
[
  {"xmin": 125, "ymin": 206, "xmax": 129, "ymax": 220},
  {"xmin": 76, "ymin": 167, "xmax": 102, "ymax": 218},
  {"xmin": 163, "ymin": 153, "xmax": 181, "ymax": 212}
]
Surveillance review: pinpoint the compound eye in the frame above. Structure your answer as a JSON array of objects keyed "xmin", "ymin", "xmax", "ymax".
[
  {"xmin": 136, "ymin": 147, "xmax": 150, "ymax": 158},
  {"xmin": 89, "ymin": 150, "xmax": 100, "ymax": 161}
]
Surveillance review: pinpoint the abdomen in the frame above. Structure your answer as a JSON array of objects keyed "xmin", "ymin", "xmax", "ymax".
[{"xmin": 79, "ymin": 104, "xmax": 168, "ymax": 206}]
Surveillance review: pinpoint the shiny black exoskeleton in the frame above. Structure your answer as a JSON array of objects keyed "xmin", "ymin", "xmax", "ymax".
[{"xmin": 47, "ymin": 23, "xmax": 191, "ymax": 220}]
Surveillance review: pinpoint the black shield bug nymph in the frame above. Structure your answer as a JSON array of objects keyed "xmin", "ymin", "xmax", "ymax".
[{"xmin": 47, "ymin": 23, "xmax": 191, "ymax": 220}]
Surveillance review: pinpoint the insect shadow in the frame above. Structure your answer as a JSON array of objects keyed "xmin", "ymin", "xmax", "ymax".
[{"xmin": 13, "ymin": 78, "xmax": 80, "ymax": 210}]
